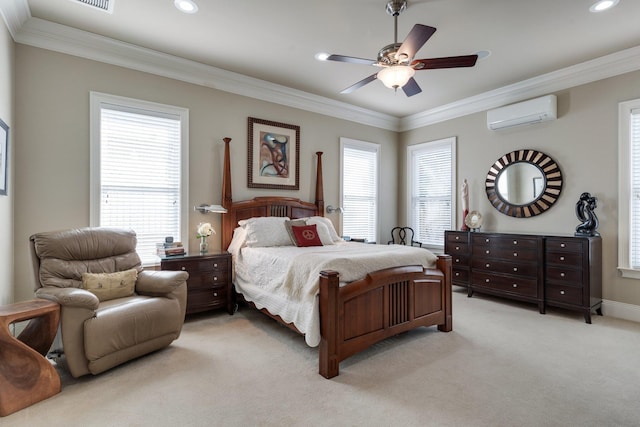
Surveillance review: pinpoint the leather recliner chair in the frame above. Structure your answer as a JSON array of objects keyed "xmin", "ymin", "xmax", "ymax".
[{"xmin": 30, "ymin": 227, "xmax": 188, "ymax": 378}]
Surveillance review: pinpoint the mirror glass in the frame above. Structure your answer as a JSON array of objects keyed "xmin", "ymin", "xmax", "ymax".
[
  {"xmin": 486, "ymin": 149, "xmax": 563, "ymax": 218},
  {"xmin": 495, "ymin": 162, "xmax": 544, "ymax": 205}
]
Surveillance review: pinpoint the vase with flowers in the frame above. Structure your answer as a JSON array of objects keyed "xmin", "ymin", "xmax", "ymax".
[{"xmin": 196, "ymin": 222, "xmax": 214, "ymax": 254}]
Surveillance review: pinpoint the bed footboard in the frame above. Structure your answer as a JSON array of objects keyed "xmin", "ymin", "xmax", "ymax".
[{"xmin": 319, "ymin": 254, "xmax": 452, "ymax": 379}]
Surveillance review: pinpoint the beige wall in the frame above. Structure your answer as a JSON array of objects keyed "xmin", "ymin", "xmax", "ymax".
[
  {"xmin": 13, "ymin": 45, "xmax": 397, "ymax": 302},
  {"xmin": 0, "ymin": 19, "xmax": 14, "ymax": 305},
  {"xmin": 399, "ymin": 70, "xmax": 640, "ymax": 307}
]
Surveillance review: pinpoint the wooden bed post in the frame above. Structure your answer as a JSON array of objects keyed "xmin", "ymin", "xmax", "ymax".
[
  {"xmin": 221, "ymin": 137, "xmax": 233, "ymax": 250},
  {"xmin": 319, "ymin": 269, "xmax": 339, "ymax": 379},
  {"xmin": 436, "ymin": 254, "xmax": 453, "ymax": 332},
  {"xmin": 315, "ymin": 152, "xmax": 324, "ymax": 216}
]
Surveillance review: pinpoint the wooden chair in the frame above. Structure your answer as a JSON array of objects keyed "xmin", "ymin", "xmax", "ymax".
[{"xmin": 387, "ymin": 227, "xmax": 422, "ymax": 247}]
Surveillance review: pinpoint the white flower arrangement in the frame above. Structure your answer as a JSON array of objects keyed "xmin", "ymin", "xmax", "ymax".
[{"xmin": 196, "ymin": 222, "xmax": 215, "ymax": 238}]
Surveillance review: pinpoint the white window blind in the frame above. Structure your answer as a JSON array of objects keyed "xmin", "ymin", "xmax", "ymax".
[
  {"xmin": 630, "ymin": 108, "xmax": 640, "ymax": 268},
  {"xmin": 341, "ymin": 139, "xmax": 379, "ymax": 242},
  {"xmin": 408, "ymin": 137, "xmax": 456, "ymax": 248},
  {"xmin": 90, "ymin": 93, "xmax": 188, "ymax": 266}
]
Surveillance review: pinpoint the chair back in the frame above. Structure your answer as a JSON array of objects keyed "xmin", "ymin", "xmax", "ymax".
[
  {"xmin": 387, "ymin": 227, "xmax": 422, "ymax": 247},
  {"xmin": 30, "ymin": 227, "xmax": 142, "ymax": 290}
]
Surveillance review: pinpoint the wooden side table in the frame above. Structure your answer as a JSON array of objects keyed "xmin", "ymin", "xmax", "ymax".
[{"xmin": 0, "ymin": 299, "xmax": 61, "ymax": 416}]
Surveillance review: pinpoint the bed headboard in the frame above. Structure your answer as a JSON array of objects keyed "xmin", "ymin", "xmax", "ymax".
[{"xmin": 221, "ymin": 137, "xmax": 324, "ymax": 250}]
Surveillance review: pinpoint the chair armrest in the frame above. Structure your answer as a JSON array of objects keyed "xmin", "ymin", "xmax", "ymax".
[
  {"xmin": 35, "ymin": 287, "xmax": 100, "ymax": 310},
  {"xmin": 136, "ymin": 270, "xmax": 189, "ymax": 296}
]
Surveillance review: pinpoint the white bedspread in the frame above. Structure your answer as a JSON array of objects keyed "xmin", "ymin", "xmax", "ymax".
[{"xmin": 231, "ymin": 241, "xmax": 437, "ymax": 347}]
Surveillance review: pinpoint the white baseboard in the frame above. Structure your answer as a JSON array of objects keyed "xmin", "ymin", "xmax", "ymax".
[{"xmin": 602, "ymin": 299, "xmax": 640, "ymax": 323}]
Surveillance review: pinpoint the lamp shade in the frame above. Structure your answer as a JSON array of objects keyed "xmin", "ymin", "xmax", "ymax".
[{"xmin": 377, "ymin": 65, "xmax": 415, "ymax": 89}]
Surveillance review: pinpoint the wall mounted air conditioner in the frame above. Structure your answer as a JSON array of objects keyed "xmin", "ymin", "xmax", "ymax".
[{"xmin": 487, "ymin": 95, "xmax": 557, "ymax": 130}]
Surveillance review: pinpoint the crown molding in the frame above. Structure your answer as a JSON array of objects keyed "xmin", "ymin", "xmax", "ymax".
[
  {"xmin": 0, "ymin": 0, "xmax": 30, "ymax": 38},
  {"xmin": 400, "ymin": 44, "xmax": 640, "ymax": 131},
  {"xmin": 12, "ymin": 17, "xmax": 400, "ymax": 131}
]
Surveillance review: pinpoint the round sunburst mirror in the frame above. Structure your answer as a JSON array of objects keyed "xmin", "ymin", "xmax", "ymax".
[{"xmin": 485, "ymin": 149, "xmax": 563, "ymax": 218}]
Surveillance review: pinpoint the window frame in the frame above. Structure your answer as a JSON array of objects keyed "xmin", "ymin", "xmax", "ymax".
[
  {"xmin": 89, "ymin": 92, "xmax": 189, "ymax": 266},
  {"xmin": 340, "ymin": 137, "xmax": 380, "ymax": 243},
  {"xmin": 618, "ymin": 98, "xmax": 640, "ymax": 279},
  {"xmin": 406, "ymin": 136, "xmax": 457, "ymax": 251}
]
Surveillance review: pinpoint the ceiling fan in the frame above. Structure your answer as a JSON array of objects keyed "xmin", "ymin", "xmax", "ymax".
[{"xmin": 321, "ymin": 0, "xmax": 478, "ymax": 97}]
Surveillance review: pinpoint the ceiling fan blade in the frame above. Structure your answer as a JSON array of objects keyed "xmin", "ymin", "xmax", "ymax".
[
  {"xmin": 326, "ymin": 54, "xmax": 378, "ymax": 66},
  {"xmin": 340, "ymin": 74, "xmax": 378, "ymax": 94},
  {"xmin": 396, "ymin": 24, "xmax": 437, "ymax": 62},
  {"xmin": 411, "ymin": 54, "xmax": 479, "ymax": 70},
  {"xmin": 402, "ymin": 77, "xmax": 422, "ymax": 97}
]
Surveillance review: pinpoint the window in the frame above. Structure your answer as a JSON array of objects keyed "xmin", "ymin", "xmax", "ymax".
[
  {"xmin": 407, "ymin": 137, "xmax": 456, "ymax": 249},
  {"xmin": 618, "ymin": 98, "xmax": 640, "ymax": 278},
  {"xmin": 340, "ymin": 138, "xmax": 380, "ymax": 242},
  {"xmin": 90, "ymin": 92, "xmax": 189, "ymax": 266}
]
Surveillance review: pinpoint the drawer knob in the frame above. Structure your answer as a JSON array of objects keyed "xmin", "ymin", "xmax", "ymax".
[
  {"xmin": 213, "ymin": 263, "xmax": 218, "ymax": 268},
  {"xmin": 513, "ymin": 252, "xmax": 518, "ymax": 257},
  {"xmin": 485, "ymin": 263, "xmax": 490, "ymax": 268},
  {"xmin": 560, "ymin": 290, "xmax": 565, "ymax": 295},
  {"xmin": 560, "ymin": 243, "xmax": 566, "ymax": 248},
  {"xmin": 455, "ymin": 272, "xmax": 460, "ymax": 276},
  {"xmin": 455, "ymin": 258, "xmax": 460, "ymax": 263},
  {"xmin": 455, "ymin": 246, "xmax": 460, "ymax": 250},
  {"xmin": 485, "ymin": 238, "xmax": 490, "ymax": 243},
  {"xmin": 485, "ymin": 278, "xmax": 490, "ymax": 283},
  {"xmin": 560, "ymin": 256, "xmax": 565, "ymax": 261},
  {"xmin": 513, "ymin": 267, "xmax": 518, "ymax": 272},
  {"xmin": 214, "ymin": 276, "xmax": 218, "ymax": 281},
  {"xmin": 213, "ymin": 292, "xmax": 218, "ymax": 297},
  {"xmin": 486, "ymin": 250, "xmax": 490, "ymax": 254},
  {"xmin": 560, "ymin": 272, "xmax": 565, "ymax": 277},
  {"xmin": 181, "ymin": 267, "xmax": 186, "ymax": 271},
  {"xmin": 513, "ymin": 240, "xmax": 518, "ymax": 245},
  {"xmin": 512, "ymin": 284, "xmax": 518, "ymax": 288},
  {"xmin": 455, "ymin": 236, "xmax": 460, "ymax": 240}
]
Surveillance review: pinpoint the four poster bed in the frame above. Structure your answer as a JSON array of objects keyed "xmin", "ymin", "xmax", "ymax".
[{"xmin": 220, "ymin": 138, "xmax": 452, "ymax": 378}]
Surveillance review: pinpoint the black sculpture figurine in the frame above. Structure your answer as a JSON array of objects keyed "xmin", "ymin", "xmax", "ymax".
[{"xmin": 575, "ymin": 192, "xmax": 600, "ymax": 237}]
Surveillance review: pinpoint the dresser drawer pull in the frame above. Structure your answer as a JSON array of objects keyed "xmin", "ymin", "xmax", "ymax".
[
  {"xmin": 213, "ymin": 292, "xmax": 218, "ymax": 297},
  {"xmin": 512, "ymin": 284, "xmax": 518, "ymax": 288},
  {"xmin": 485, "ymin": 263, "xmax": 490, "ymax": 268},
  {"xmin": 181, "ymin": 267, "xmax": 186, "ymax": 271},
  {"xmin": 560, "ymin": 256, "xmax": 565, "ymax": 261},
  {"xmin": 513, "ymin": 267, "xmax": 518, "ymax": 272},
  {"xmin": 560, "ymin": 290, "xmax": 565, "ymax": 295},
  {"xmin": 560, "ymin": 272, "xmax": 565, "ymax": 277},
  {"xmin": 486, "ymin": 250, "xmax": 490, "ymax": 254},
  {"xmin": 485, "ymin": 238, "xmax": 490, "ymax": 243},
  {"xmin": 455, "ymin": 258, "xmax": 460, "ymax": 263},
  {"xmin": 513, "ymin": 252, "xmax": 518, "ymax": 257},
  {"xmin": 485, "ymin": 279, "xmax": 490, "ymax": 283},
  {"xmin": 513, "ymin": 240, "xmax": 518, "ymax": 245},
  {"xmin": 213, "ymin": 276, "xmax": 218, "ymax": 281},
  {"xmin": 455, "ymin": 272, "xmax": 460, "ymax": 276},
  {"xmin": 213, "ymin": 263, "xmax": 218, "ymax": 268},
  {"xmin": 455, "ymin": 246, "xmax": 460, "ymax": 250},
  {"xmin": 560, "ymin": 243, "xmax": 566, "ymax": 248},
  {"xmin": 455, "ymin": 236, "xmax": 460, "ymax": 240}
]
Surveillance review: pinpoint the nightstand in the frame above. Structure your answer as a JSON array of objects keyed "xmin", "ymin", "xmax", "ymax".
[{"xmin": 161, "ymin": 251, "xmax": 233, "ymax": 315}]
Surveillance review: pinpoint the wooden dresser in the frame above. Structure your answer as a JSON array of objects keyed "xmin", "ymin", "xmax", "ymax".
[
  {"xmin": 161, "ymin": 251, "xmax": 234, "ymax": 315},
  {"xmin": 445, "ymin": 230, "xmax": 602, "ymax": 323}
]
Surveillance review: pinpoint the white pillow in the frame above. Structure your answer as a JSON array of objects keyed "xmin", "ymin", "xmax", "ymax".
[
  {"xmin": 313, "ymin": 221, "xmax": 334, "ymax": 246},
  {"xmin": 242, "ymin": 217, "xmax": 292, "ymax": 247},
  {"xmin": 305, "ymin": 216, "xmax": 341, "ymax": 242},
  {"xmin": 227, "ymin": 227, "xmax": 247, "ymax": 255}
]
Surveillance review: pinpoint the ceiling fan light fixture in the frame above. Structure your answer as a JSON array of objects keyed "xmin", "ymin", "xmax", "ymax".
[
  {"xmin": 378, "ymin": 65, "xmax": 415, "ymax": 89},
  {"xmin": 589, "ymin": 0, "xmax": 619, "ymax": 12}
]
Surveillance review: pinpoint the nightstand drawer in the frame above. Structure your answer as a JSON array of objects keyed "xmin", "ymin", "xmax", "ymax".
[{"xmin": 187, "ymin": 271, "xmax": 229, "ymax": 288}]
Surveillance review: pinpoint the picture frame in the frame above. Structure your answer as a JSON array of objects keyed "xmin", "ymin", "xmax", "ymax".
[
  {"xmin": 247, "ymin": 117, "xmax": 300, "ymax": 190},
  {"xmin": 0, "ymin": 118, "xmax": 8, "ymax": 196}
]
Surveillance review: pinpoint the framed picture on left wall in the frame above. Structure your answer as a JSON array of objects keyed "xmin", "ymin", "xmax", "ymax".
[{"xmin": 0, "ymin": 118, "xmax": 8, "ymax": 196}]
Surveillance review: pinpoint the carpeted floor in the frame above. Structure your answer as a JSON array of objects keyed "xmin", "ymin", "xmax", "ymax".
[{"xmin": 4, "ymin": 288, "xmax": 640, "ymax": 427}]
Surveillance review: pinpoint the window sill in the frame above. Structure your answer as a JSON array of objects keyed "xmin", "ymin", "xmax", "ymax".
[{"xmin": 618, "ymin": 267, "xmax": 640, "ymax": 280}]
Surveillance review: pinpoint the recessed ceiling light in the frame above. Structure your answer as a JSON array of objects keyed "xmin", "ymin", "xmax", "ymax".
[
  {"xmin": 315, "ymin": 52, "xmax": 330, "ymax": 61},
  {"xmin": 175, "ymin": 0, "xmax": 198, "ymax": 14},
  {"xmin": 589, "ymin": 0, "xmax": 619, "ymax": 13}
]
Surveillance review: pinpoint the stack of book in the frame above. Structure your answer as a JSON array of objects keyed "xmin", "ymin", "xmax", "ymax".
[{"xmin": 156, "ymin": 241, "xmax": 185, "ymax": 257}]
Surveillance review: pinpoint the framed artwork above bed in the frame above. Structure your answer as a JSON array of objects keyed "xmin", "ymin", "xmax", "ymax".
[{"xmin": 247, "ymin": 117, "xmax": 300, "ymax": 190}]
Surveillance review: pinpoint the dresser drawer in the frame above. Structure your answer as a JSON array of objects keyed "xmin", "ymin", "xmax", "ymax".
[
  {"xmin": 472, "ymin": 234, "xmax": 539, "ymax": 249},
  {"xmin": 546, "ymin": 251, "xmax": 582, "ymax": 268},
  {"xmin": 546, "ymin": 284, "xmax": 582, "ymax": 305},
  {"xmin": 546, "ymin": 266, "xmax": 582, "ymax": 284},
  {"xmin": 452, "ymin": 267, "xmax": 469, "ymax": 283},
  {"xmin": 472, "ymin": 258, "xmax": 537, "ymax": 277},
  {"xmin": 446, "ymin": 242, "xmax": 469, "ymax": 256},
  {"xmin": 545, "ymin": 238, "xmax": 583, "ymax": 253},
  {"xmin": 471, "ymin": 272, "xmax": 538, "ymax": 297},
  {"xmin": 474, "ymin": 246, "xmax": 538, "ymax": 262},
  {"xmin": 446, "ymin": 232, "xmax": 469, "ymax": 243},
  {"xmin": 451, "ymin": 254, "xmax": 469, "ymax": 267}
]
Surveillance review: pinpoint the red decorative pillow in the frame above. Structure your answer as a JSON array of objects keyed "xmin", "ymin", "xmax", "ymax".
[{"xmin": 291, "ymin": 224, "xmax": 323, "ymax": 247}]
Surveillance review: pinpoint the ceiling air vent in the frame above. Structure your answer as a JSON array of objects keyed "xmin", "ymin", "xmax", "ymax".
[{"xmin": 73, "ymin": 0, "xmax": 114, "ymax": 14}]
